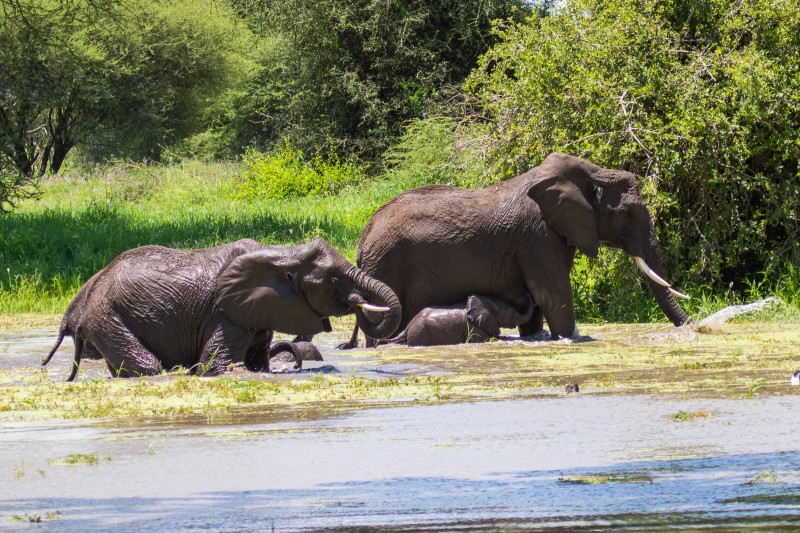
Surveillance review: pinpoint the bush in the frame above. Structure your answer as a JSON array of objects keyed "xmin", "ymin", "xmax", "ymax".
[
  {"xmin": 225, "ymin": 0, "xmax": 533, "ymax": 163},
  {"xmin": 239, "ymin": 142, "xmax": 365, "ymax": 199},
  {"xmin": 384, "ymin": 117, "xmax": 494, "ymax": 189},
  {"xmin": 466, "ymin": 0, "xmax": 800, "ymax": 290}
]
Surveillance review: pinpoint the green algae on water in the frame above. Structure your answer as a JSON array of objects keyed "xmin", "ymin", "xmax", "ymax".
[{"xmin": 2, "ymin": 321, "xmax": 800, "ymax": 422}]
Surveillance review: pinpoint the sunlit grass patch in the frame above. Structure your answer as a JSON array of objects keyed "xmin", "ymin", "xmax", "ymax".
[
  {"xmin": 671, "ymin": 410, "xmax": 711, "ymax": 422},
  {"xmin": 9, "ymin": 511, "xmax": 61, "ymax": 523},
  {"xmin": 0, "ymin": 368, "xmax": 459, "ymax": 422},
  {"xmin": 558, "ymin": 472, "xmax": 654, "ymax": 485},
  {"xmin": 49, "ymin": 453, "xmax": 104, "ymax": 466}
]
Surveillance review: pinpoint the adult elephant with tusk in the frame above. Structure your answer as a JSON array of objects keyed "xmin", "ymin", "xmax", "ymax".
[
  {"xmin": 346, "ymin": 152, "xmax": 691, "ymax": 347},
  {"xmin": 43, "ymin": 238, "xmax": 401, "ymax": 380}
]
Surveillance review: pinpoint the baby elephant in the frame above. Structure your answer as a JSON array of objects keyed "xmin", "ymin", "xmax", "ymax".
[
  {"xmin": 391, "ymin": 294, "xmax": 534, "ymax": 346},
  {"xmin": 268, "ymin": 340, "xmax": 324, "ymax": 369}
]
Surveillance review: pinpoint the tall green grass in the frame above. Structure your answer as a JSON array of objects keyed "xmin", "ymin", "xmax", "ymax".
[
  {"xmin": 0, "ymin": 159, "xmax": 405, "ymax": 313},
  {"xmin": 2, "ymin": 157, "xmax": 798, "ymax": 321}
]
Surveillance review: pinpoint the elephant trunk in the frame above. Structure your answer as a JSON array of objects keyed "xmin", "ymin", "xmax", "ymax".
[
  {"xmin": 345, "ymin": 267, "xmax": 402, "ymax": 339},
  {"xmin": 638, "ymin": 238, "xmax": 692, "ymax": 327},
  {"xmin": 508, "ymin": 294, "xmax": 535, "ymax": 326}
]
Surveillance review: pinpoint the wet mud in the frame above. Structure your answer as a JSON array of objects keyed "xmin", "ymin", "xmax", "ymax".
[{"xmin": 1, "ymin": 318, "xmax": 800, "ymax": 530}]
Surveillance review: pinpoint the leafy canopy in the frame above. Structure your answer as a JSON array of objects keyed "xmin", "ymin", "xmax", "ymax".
[
  {"xmin": 0, "ymin": 0, "xmax": 254, "ymax": 180},
  {"xmin": 224, "ymin": 0, "xmax": 532, "ymax": 161},
  {"xmin": 466, "ymin": 0, "xmax": 800, "ymax": 287}
]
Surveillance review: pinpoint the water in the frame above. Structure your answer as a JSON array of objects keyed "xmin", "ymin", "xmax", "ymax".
[
  {"xmin": 1, "ymin": 396, "xmax": 799, "ymax": 530},
  {"xmin": 2, "ymin": 320, "xmax": 800, "ymax": 530},
  {"xmin": 0, "ymin": 329, "xmax": 448, "ymax": 382},
  {"xmin": 698, "ymin": 297, "xmax": 782, "ymax": 331}
]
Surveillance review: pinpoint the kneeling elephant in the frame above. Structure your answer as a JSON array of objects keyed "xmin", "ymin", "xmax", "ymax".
[{"xmin": 43, "ymin": 238, "xmax": 401, "ymax": 380}]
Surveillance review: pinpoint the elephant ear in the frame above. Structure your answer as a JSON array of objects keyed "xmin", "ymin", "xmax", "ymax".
[
  {"xmin": 215, "ymin": 250, "xmax": 326, "ymax": 336},
  {"xmin": 466, "ymin": 295, "xmax": 500, "ymax": 338},
  {"xmin": 527, "ymin": 153, "xmax": 600, "ymax": 259}
]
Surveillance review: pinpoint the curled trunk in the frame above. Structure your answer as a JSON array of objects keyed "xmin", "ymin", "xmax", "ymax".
[{"xmin": 345, "ymin": 267, "xmax": 402, "ymax": 339}]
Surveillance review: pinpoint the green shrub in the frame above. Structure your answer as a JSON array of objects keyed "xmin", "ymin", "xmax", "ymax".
[
  {"xmin": 466, "ymin": 0, "xmax": 800, "ymax": 290},
  {"xmin": 239, "ymin": 142, "xmax": 364, "ymax": 199},
  {"xmin": 384, "ymin": 117, "xmax": 493, "ymax": 189}
]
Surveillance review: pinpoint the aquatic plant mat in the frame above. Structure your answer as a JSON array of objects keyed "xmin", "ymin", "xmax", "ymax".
[{"xmin": 1, "ymin": 320, "xmax": 798, "ymax": 422}]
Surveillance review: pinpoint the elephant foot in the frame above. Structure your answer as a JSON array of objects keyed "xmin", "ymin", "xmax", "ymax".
[
  {"xmin": 521, "ymin": 329, "xmax": 551, "ymax": 342},
  {"xmin": 336, "ymin": 339, "xmax": 360, "ymax": 350}
]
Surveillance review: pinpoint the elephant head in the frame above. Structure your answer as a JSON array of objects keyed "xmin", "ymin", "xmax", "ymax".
[
  {"xmin": 466, "ymin": 294, "xmax": 535, "ymax": 336},
  {"xmin": 527, "ymin": 153, "xmax": 691, "ymax": 326},
  {"xmin": 215, "ymin": 239, "xmax": 402, "ymax": 339}
]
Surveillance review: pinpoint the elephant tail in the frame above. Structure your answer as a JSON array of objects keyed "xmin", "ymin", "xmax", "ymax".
[
  {"xmin": 66, "ymin": 336, "xmax": 85, "ymax": 382},
  {"xmin": 42, "ymin": 323, "xmax": 69, "ymax": 367}
]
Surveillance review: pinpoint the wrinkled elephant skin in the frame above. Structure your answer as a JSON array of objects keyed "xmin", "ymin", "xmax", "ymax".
[{"xmin": 43, "ymin": 239, "xmax": 400, "ymax": 379}]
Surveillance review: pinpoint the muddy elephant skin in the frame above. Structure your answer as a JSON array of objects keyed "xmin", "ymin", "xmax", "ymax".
[
  {"xmin": 43, "ymin": 238, "xmax": 401, "ymax": 380},
  {"xmin": 390, "ymin": 294, "xmax": 534, "ymax": 346},
  {"xmin": 354, "ymin": 153, "xmax": 690, "ymax": 344}
]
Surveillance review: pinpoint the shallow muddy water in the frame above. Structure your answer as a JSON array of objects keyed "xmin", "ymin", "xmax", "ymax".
[
  {"xmin": 2, "ymin": 395, "xmax": 800, "ymax": 530},
  {"xmin": 2, "ymin": 323, "xmax": 800, "ymax": 530},
  {"xmin": 0, "ymin": 328, "xmax": 449, "ymax": 381}
]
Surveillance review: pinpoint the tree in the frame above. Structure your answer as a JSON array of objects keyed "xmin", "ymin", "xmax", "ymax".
[
  {"xmin": 225, "ymin": 0, "xmax": 533, "ymax": 161},
  {"xmin": 466, "ymin": 0, "xmax": 800, "ymax": 286},
  {"xmin": 0, "ymin": 0, "xmax": 253, "ymax": 180}
]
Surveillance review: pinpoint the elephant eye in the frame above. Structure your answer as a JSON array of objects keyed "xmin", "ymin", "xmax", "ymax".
[{"xmin": 330, "ymin": 276, "xmax": 339, "ymax": 285}]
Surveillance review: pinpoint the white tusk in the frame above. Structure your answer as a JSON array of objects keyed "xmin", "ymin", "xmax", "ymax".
[
  {"xmin": 669, "ymin": 287, "xmax": 691, "ymax": 300},
  {"xmin": 358, "ymin": 302, "xmax": 391, "ymax": 313},
  {"xmin": 634, "ymin": 256, "xmax": 671, "ymax": 288}
]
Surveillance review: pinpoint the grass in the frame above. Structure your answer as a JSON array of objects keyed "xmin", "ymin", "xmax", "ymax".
[
  {"xmin": 558, "ymin": 472, "xmax": 654, "ymax": 485},
  {"xmin": 9, "ymin": 512, "xmax": 60, "ymax": 523},
  {"xmin": 0, "ymin": 159, "xmax": 407, "ymax": 314},
  {"xmin": 671, "ymin": 410, "xmax": 711, "ymax": 422},
  {"xmin": 2, "ymin": 158, "xmax": 799, "ymax": 318},
  {"xmin": 0, "ymin": 367, "xmax": 456, "ymax": 421},
  {"xmin": 49, "ymin": 453, "xmax": 101, "ymax": 467}
]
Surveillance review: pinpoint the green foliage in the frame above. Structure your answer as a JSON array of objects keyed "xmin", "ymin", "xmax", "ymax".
[
  {"xmin": 384, "ymin": 117, "xmax": 494, "ymax": 189},
  {"xmin": 239, "ymin": 142, "xmax": 365, "ymax": 199},
  {"xmin": 0, "ymin": 155, "xmax": 38, "ymax": 212},
  {"xmin": 0, "ymin": 159, "xmax": 397, "ymax": 313},
  {"xmin": 223, "ymin": 0, "xmax": 532, "ymax": 161},
  {"xmin": 466, "ymin": 0, "xmax": 800, "ymax": 290},
  {"xmin": 0, "ymin": 0, "xmax": 254, "ymax": 180}
]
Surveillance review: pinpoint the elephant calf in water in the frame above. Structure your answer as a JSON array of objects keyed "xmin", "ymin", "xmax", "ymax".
[
  {"xmin": 389, "ymin": 294, "xmax": 533, "ymax": 346},
  {"xmin": 269, "ymin": 340, "xmax": 324, "ymax": 369},
  {"xmin": 42, "ymin": 238, "xmax": 401, "ymax": 380}
]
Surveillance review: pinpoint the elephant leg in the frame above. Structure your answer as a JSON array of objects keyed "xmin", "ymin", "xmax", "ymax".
[
  {"xmin": 528, "ymin": 280, "xmax": 576, "ymax": 340},
  {"xmin": 90, "ymin": 315, "xmax": 163, "ymax": 378},
  {"xmin": 337, "ymin": 323, "xmax": 361, "ymax": 350},
  {"xmin": 197, "ymin": 318, "xmax": 255, "ymax": 376},
  {"xmin": 245, "ymin": 330, "xmax": 273, "ymax": 372},
  {"xmin": 197, "ymin": 339, "xmax": 235, "ymax": 377},
  {"xmin": 518, "ymin": 305, "xmax": 544, "ymax": 337},
  {"xmin": 81, "ymin": 341, "xmax": 103, "ymax": 360}
]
